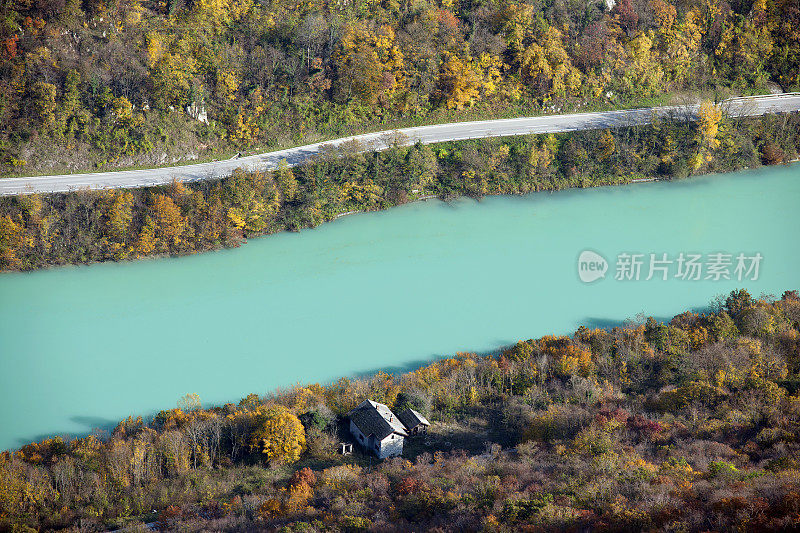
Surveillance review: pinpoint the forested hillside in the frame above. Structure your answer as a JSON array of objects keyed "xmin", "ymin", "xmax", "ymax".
[
  {"xmin": 2, "ymin": 289, "xmax": 800, "ymax": 531},
  {"xmin": 1, "ymin": 0, "xmax": 798, "ymax": 174}
]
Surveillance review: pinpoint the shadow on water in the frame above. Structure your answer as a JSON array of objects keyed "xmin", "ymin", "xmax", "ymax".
[
  {"xmin": 351, "ymin": 357, "xmax": 443, "ymax": 378},
  {"xmin": 351, "ymin": 345, "xmax": 506, "ymax": 379},
  {"xmin": 581, "ymin": 317, "xmax": 627, "ymax": 330},
  {"xmin": 7, "ymin": 311, "xmax": 707, "ymax": 451},
  {"xmin": 580, "ymin": 315, "xmax": 675, "ymax": 329},
  {"xmin": 16, "ymin": 415, "xmax": 119, "ymax": 447},
  {"xmin": 71, "ymin": 415, "xmax": 118, "ymax": 428}
]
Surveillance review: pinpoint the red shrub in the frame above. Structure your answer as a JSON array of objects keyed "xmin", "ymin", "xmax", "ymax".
[{"xmin": 290, "ymin": 467, "xmax": 317, "ymax": 488}]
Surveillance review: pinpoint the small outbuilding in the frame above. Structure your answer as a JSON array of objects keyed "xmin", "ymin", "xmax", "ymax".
[
  {"xmin": 397, "ymin": 408, "xmax": 431, "ymax": 436},
  {"xmin": 348, "ymin": 400, "xmax": 409, "ymax": 459},
  {"xmin": 339, "ymin": 442, "xmax": 353, "ymax": 455}
]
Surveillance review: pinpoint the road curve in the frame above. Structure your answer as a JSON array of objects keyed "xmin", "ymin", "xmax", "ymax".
[{"xmin": 2, "ymin": 93, "xmax": 799, "ymax": 196}]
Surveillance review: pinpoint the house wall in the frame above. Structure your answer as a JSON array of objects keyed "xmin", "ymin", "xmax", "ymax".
[
  {"xmin": 349, "ymin": 420, "xmax": 367, "ymax": 448},
  {"xmin": 350, "ymin": 415, "xmax": 405, "ymax": 459},
  {"xmin": 377, "ymin": 434, "xmax": 404, "ymax": 459}
]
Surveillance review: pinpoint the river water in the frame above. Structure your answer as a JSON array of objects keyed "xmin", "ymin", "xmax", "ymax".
[{"xmin": 1, "ymin": 164, "xmax": 798, "ymax": 450}]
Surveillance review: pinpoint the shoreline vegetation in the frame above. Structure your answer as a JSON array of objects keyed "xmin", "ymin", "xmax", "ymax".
[
  {"xmin": 1, "ymin": 0, "xmax": 799, "ymax": 178},
  {"xmin": 2, "ymin": 289, "xmax": 800, "ymax": 531},
  {"xmin": 1, "ymin": 112, "xmax": 799, "ymax": 272}
]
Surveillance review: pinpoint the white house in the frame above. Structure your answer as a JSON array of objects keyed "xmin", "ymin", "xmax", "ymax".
[{"xmin": 348, "ymin": 400, "xmax": 409, "ymax": 459}]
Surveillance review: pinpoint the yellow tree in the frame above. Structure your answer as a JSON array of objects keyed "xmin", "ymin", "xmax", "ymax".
[
  {"xmin": 178, "ymin": 393, "xmax": 202, "ymax": 412},
  {"xmin": 536, "ymin": 335, "xmax": 596, "ymax": 378},
  {"xmin": 227, "ymin": 88, "xmax": 265, "ymax": 146},
  {"xmin": 0, "ymin": 215, "xmax": 24, "ymax": 270},
  {"xmin": 189, "ymin": 0, "xmax": 254, "ymax": 35},
  {"xmin": 500, "ymin": 2, "xmax": 535, "ymax": 58},
  {"xmin": 527, "ymin": 134, "xmax": 558, "ymax": 184},
  {"xmin": 697, "ymin": 101, "xmax": 722, "ymax": 148},
  {"xmin": 619, "ymin": 32, "xmax": 665, "ymax": 97},
  {"xmin": 102, "ymin": 189, "xmax": 134, "ymax": 242},
  {"xmin": 0, "ymin": 456, "xmax": 26, "ymax": 518},
  {"xmin": 597, "ymin": 130, "xmax": 616, "ymax": 162},
  {"xmin": 0, "ymin": 456, "xmax": 56, "ymax": 520},
  {"xmin": 133, "ymin": 216, "xmax": 158, "ymax": 257},
  {"xmin": 500, "ymin": 7, "xmax": 580, "ymax": 99},
  {"xmin": 100, "ymin": 189, "xmax": 134, "ymax": 258},
  {"xmin": 215, "ymin": 69, "xmax": 239, "ymax": 103},
  {"xmin": 519, "ymin": 24, "xmax": 582, "ymax": 99},
  {"xmin": 335, "ymin": 23, "xmax": 405, "ymax": 105},
  {"xmin": 145, "ymin": 32, "xmax": 166, "ymax": 68},
  {"xmin": 436, "ymin": 51, "xmax": 481, "ymax": 109},
  {"xmin": 58, "ymin": 69, "xmax": 86, "ymax": 140},
  {"xmin": 224, "ymin": 171, "xmax": 278, "ymax": 233},
  {"xmin": 770, "ymin": 0, "xmax": 800, "ymax": 90},
  {"xmin": 650, "ymin": 0, "xmax": 676, "ymax": 31},
  {"xmin": 250, "ymin": 406, "xmax": 306, "ymax": 465},
  {"xmin": 144, "ymin": 194, "xmax": 188, "ymax": 252},
  {"xmin": 436, "ymin": 49, "xmax": 503, "ymax": 110},
  {"xmin": 653, "ymin": 4, "xmax": 702, "ymax": 87},
  {"xmin": 692, "ymin": 100, "xmax": 722, "ymax": 169}
]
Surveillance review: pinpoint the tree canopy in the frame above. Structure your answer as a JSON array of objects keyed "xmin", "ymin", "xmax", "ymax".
[{"xmin": 0, "ymin": 0, "xmax": 797, "ymax": 175}]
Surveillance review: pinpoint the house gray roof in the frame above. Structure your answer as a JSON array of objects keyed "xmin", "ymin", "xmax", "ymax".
[
  {"xmin": 397, "ymin": 408, "xmax": 430, "ymax": 430},
  {"xmin": 349, "ymin": 400, "xmax": 408, "ymax": 440}
]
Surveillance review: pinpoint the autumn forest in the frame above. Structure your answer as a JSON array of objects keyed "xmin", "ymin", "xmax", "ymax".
[
  {"xmin": 2, "ymin": 0, "xmax": 800, "ymax": 531},
  {"xmin": 0, "ymin": 0, "xmax": 798, "ymax": 174}
]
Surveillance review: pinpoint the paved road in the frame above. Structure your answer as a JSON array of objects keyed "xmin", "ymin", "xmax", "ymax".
[{"xmin": 2, "ymin": 93, "xmax": 799, "ymax": 196}]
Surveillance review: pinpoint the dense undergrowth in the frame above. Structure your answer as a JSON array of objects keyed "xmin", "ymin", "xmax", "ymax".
[{"xmin": 2, "ymin": 289, "xmax": 800, "ymax": 531}]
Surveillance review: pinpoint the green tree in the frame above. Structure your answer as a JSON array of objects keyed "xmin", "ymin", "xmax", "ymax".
[
  {"xmin": 30, "ymin": 81, "xmax": 57, "ymax": 132},
  {"xmin": 150, "ymin": 51, "xmax": 198, "ymax": 111},
  {"xmin": 716, "ymin": 14, "xmax": 774, "ymax": 88},
  {"xmin": 276, "ymin": 161, "xmax": 299, "ymax": 202}
]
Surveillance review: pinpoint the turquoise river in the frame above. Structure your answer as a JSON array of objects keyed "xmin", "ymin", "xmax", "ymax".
[{"xmin": 1, "ymin": 164, "xmax": 798, "ymax": 451}]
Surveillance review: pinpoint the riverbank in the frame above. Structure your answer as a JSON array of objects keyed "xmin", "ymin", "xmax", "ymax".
[
  {"xmin": 335, "ymin": 195, "xmax": 439, "ymax": 219},
  {"xmin": 1, "ymin": 112, "xmax": 798, "ymax": 272},
  {"xmin": 2, "ymin": 290, "xmax": 799, "ymax": 531},
  {"xmin": 2, "ymin": 162, "xmax": 799, "ymax": 456}
]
